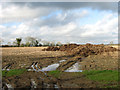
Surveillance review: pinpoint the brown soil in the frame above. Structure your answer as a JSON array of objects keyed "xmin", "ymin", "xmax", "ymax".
[
  {"xmin": 2, "ymin": 71, "xmax": 58, "ymax": 88},
  {"xmin": 58, "ymin": 72, "xmax": 97, "ymax": 88},
  {"xmin": 2, "ymin": 71, "xmax": 97, "ymax": 88},
  {"xmin": 80, "ymin": 51, "xmax": 119, "ymax": 70},
  {"xmin": 2, "ymin": 47, "xmax": 67, "ymax": 69}
]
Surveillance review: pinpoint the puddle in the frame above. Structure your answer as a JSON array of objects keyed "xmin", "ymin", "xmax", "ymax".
[
  {"xmin": 31, "ymin": 64, "xmax": 37, "ymax": 71},
  {"xmin": 41, "ymin": 63, "xmax": 59, "ymax": 71},
  {"xmin": 30, "ymin": 60, "xmax": 83, "ymax": 72},
  {"xmin": 40, "ymin": 60, "xmax": 83, "ymax": 72},
  {"xmin": 40, "ymin": 60, "xmax": 66, "ymax": 71},
  {"xmin": 58, "ymin": 60, "xmax": 66, "ymax": 63},
  {"xmin": 30, "ymin": 60, "xmax": 66, "ymax": 72},
  {"xmin": 65, "ymin": 62, "xmax": 83, "ymax": 72}
]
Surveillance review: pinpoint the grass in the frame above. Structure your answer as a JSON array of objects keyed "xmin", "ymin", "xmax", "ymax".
[
  {"xmin": 83, "ymin": 70, "xmax": 118, "ymax": 81},
  {"xmin": 48, "ymin": 70, "xmax": 62, "ymax": 78},
  {"xmin": 83, "ymin": 70, "xmax": 119, "ymax": 88},
  {"xmin": 2, "ymin": 69, "xmax": 27, "ymax": 77}
]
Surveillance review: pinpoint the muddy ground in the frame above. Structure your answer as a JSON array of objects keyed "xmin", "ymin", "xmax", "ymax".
[
  {"xmin": 2, "ymin": 47, "xmax": 68, "ymax": 69},
  {"xmin": 2, "ymin": 45, "xmax": 119, "ymax": 88},
  {"xmin": 80, "ymin": 51, "xmax": 119, "ymax": 70},
  {"xmin": 2, "ymin": 71, "xmax": 97, "ymax": 88}
]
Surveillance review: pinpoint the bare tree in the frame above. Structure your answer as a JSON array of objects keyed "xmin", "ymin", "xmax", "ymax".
[
  {"xmin": 25, "ymin": 36, "xmax": 41, "ymax": 47},
  {"xmin": 42, "ymin": 40, "xmax": 50, "ymax": 46},
  {"xmin": 49, "ymin": 41, "xmax": 55, "ymax": 46},
  {"xmin": 16, "ymin": 38, "xmax": 22, "ymax": 47},
  {"xmin": 25, "ymin": 37, "xmax": 36, "ymax": 46},
  {"xmin": 56, "ymin": 41, "xmax": 62, "ymax": 46}
]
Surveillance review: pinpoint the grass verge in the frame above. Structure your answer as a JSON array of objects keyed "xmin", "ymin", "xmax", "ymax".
[
  {"xmin": 83, "ymin": 70, "xmax": 119, "ymax": 88},
  {"xmin": 2, "ymin": 69, "xmax": 27, "ymax": 77}
]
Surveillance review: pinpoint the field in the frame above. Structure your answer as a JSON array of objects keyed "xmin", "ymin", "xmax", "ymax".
[
  {"xmin": 2, "ymin": 45, "xmax": 119, "ymax": 88},
  {"xmin": 2, "ymin": 47, "xmax": 67, "ymax": 69}
]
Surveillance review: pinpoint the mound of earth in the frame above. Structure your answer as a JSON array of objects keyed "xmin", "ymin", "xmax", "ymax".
[
  {"xmin": 68, "ymin": 43, "xmax": 117, "ymax": 57},
  {"xmin": 59, "ymin": 44, "xmax": 79, "ymax": 51},
  {"xmin": 42, "ymin": 44, "xmax": 79, "ymax": 51},
  {"xmin": 43, "ymin": 43, "xmax": 117, "ymax": 57},
  {"xmin": 42, "ymin": 46, "xmax": 60, "ymax": 51}
]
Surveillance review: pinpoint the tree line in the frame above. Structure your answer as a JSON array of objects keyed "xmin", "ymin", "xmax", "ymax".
[{"xmin": 1, "ymin": 37, "xmax": 63, "ymax": 47}]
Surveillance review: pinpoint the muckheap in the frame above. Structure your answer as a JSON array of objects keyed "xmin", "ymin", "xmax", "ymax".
[
  {"xmin": 42, "ymin": 44, "xmax": 79, "ymax": 51},
  {"xmin": 68, "ymin": 43, "xmax": 117, "ymax": 57},
  {"xmin": 43, "ymin": 43, "xmax": 117, "ymax": 57}
]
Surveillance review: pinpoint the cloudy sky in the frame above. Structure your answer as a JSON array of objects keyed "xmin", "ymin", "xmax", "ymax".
[{"xmin": 0, "ymin": 2, "xmax": 118, "ymax": 44}]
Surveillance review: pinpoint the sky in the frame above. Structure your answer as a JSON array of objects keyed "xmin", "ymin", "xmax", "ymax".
[{"xmin": 0, "ymin": 2, "xmax": 118, "ymax": 44}]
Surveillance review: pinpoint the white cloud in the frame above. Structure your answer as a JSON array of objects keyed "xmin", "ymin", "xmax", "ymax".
[
  {"xmin": 80, "ymin": 14, "xmax": 118, "ymax": 38},
  {"xmin": 0, "ymin": 4, "xmax": 55, "ymax": 23},
  {"xmin": 0, "ymin": 2, "xmax": 118, "ymax": 44},
  {"xmin": 12, "ymin": 23, "xmax": 29, "ymax": 35}
]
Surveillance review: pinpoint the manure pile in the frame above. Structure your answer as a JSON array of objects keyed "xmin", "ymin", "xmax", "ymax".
[
  {"xmin": 42, "ymin": 44, "xmax": 79, "ymax": 51},
  {"xmin": 43, "ymin": 43, "xmax": 117, "ymax": 57}
]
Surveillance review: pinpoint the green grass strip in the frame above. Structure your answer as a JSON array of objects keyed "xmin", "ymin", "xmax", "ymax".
[
  {"xmin": 83, "ymin": 70, "xmax": 118, "ymax": 82},
  {"xmin": 48, "ymin": 70, "xmax": 62, "ymax": 78},
  {"xmin": 2, "ymin": 69, "xmax": 27, "ymax": 77}
]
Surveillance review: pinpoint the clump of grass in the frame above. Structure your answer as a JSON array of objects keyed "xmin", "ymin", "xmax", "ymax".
[
  {"xmin": 2, "ymin": 69, "xmax": 27, "ymax": 77},
  {"xmin": 48, "ymin": 70, "xmax": 62, "ymax": 78},
  {"xmin": 83, "ymin": 70, "xmax": 119, "ymax": 88}
]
